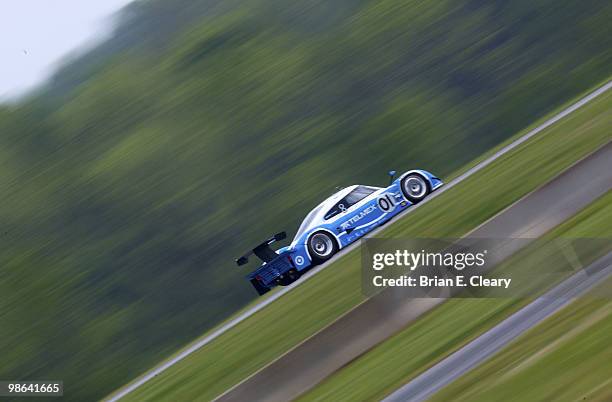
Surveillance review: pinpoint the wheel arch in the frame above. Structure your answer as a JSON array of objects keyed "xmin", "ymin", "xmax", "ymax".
[{"xmin": 397, "ymin": 169, "xmax": 435, "ymax": 187}]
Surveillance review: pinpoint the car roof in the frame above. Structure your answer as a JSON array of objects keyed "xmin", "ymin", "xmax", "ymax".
[
  {"xmin": 319, "ymin": 185, "xmax": 358, "ymax": 210},
  {"xmin": 292, "ymin": 184, "xmax": 381, "ymax": 242}
]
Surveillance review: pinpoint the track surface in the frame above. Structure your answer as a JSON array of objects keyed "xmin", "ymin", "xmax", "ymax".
[
  {"xmin": 384, "ymin": 250, "xmax": 612, "ymax": 402},
  {"xmin": 106, "ymin": 81, "xmax": 612, "ymax": 401},
  {"xmin": 216, "ymin": 143, "xmax": 612, "ymax": 402}
]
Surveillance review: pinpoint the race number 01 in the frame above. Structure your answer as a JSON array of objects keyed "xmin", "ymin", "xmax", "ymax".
[{"xmin": 377, "ymin": 193, "xmax": 396, "ymax": 212}]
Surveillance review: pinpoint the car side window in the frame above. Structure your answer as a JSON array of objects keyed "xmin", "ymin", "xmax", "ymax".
[
  {"xmin": 324, "ymin": 186, "xmax": 376, "ymax": 220},
  {"xmin": 324, "ymin": 201, "xmax": 345, "ymax": 220}
]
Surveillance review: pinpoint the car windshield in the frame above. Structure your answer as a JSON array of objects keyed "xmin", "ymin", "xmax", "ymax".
[{"xmin": 324, "ymin": 186, "xmax": 377, "ymax": 220}]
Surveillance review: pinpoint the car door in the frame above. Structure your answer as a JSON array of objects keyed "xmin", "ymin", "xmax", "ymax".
[{"xmin": 327, "ymin": 186, "xmax": 385, "ymax": 243}]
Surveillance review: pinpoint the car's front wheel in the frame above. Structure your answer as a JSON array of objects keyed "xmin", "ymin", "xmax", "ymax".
[
  {"xmin": 401, "ymin": 173, "xmax": 430, "ymax": 203},
  {"xmin": 308, "ymin": 231, "xmax": 338, "ymax": 264}
]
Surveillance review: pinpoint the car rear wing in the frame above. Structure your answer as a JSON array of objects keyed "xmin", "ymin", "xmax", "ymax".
[{"xmin": 235, "ymin": 232, "xmax": 287, "ymax": 266}]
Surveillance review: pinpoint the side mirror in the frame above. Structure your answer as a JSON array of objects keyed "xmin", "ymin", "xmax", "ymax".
[
  {"xmin": 388, "ymin": 170, "xmax": 397, "ymax": 185},
  {"xmin": 274, "ymin": 231, "xmax": 287, "ymax": 241},
  {"xmin": 236, "ymin": 256, "xmax": 248, "ymax": 266}
]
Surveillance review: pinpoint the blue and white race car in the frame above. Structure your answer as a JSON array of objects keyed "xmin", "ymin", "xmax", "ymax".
[{"xmin": 236, "ymin": 170, "xmax": 443, "ymax": 295}]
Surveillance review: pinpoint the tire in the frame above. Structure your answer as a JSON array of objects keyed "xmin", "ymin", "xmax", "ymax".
[
  {"xmin": 307, "ymin": 231, "xmax": 338, "ymax": 264},
  {"xmin": 400, "ymin": 173, "xmax": 430, "ymax": 203},
  {"xmin": 278, "ymin": 269, "xmax": 301, "ymax": 286}
]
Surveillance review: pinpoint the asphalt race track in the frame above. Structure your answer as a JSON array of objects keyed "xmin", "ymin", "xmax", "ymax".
[
  {"xmin": 383, "ymin": 250, "xmax": 612, "ymax": 402},
  {"xmin": 215, "ymin": 142, "xmax": 612, "ymax": 402},
  {"xmin": 106, "ymin": 80, "xmax": 612, "ymax": 402}
]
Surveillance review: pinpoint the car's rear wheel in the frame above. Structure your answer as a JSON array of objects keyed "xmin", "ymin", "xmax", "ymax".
[
  {"xmin": 308, "ymin": 231, "xmax": 338, "ymax": 264},
  {"xmin": 400, "ymin": 173, "xmax": 430, "ymax": 203},
  {"xmin": 278, "ymin": 269, "xmax": 301, "ymax": 286}
]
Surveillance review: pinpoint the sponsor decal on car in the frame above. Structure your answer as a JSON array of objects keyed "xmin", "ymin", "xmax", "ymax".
[
  {"xmin": 377, "ymin": 193, "xmax": 397, "ymax": 212},
  {"xmin": 340, "ymin": 205, "xmax": 377, "ymax": 231}
]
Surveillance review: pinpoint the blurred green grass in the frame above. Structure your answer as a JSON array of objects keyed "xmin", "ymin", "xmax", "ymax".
[
  {"xmin": 429, "ymin": 278, "xmax": 612, "ymax": 402},
  {"xmin": 118, "ymin": 83, "xmax": 611, "ymax": 401},
  {"xmin": 300, "ymin": 190, "xmax": 612, "ymax": 402},
  {"xmin": 1, "ymin": 0, "xmax": 612, "ymax": 400}
]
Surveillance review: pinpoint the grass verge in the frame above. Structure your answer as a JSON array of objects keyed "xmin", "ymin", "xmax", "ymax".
[
  {"xmin": 299, "ymin": 190, "xmax": 612, "ymax": 401},
  {"xmin": 429, "ymin": 276, "xmax": 612, "ymax": 402}
]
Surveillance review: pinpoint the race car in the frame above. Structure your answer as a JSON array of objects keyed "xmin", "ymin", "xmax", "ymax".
[{"xmin": 236, "ymin": 169, "xmax": 443, "ymax": 295}]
